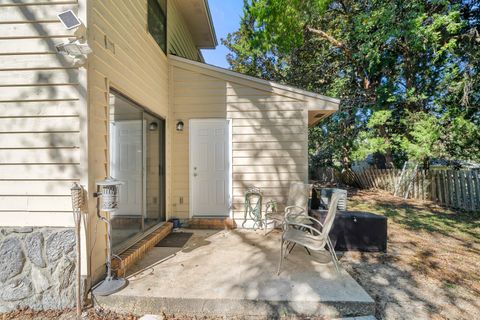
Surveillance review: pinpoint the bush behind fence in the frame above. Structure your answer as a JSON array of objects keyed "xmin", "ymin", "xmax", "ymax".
[{"xmin": 313, "ymin": 167, "xmax": 480, "ymax": 212}]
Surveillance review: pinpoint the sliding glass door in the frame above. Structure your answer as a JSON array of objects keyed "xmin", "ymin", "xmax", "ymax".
[{"xmin": 109, "ymin": 90, "xmax": 166, "ymax": 252}]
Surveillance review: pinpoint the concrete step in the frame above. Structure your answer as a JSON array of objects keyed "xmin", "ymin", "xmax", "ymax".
[
  {"xmin": 98, "ymin": 295, "xmax": 375, "ymax": 318},
  {"xmin": 185, "ymin": 217, "xmax": 236, "ymax": 229},
  {"xmin": 111, "ymin": 223, "xmax": 172, "ymax": 276}
]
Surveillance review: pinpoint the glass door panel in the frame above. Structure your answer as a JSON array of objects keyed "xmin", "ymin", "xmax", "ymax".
[
  {"xmin": 109, "ymin": 92, "xmax": 144, "ymax": 249},
  {"xmin": 144, "ymin": 113, "xmax": 166, "ymax": 229}
]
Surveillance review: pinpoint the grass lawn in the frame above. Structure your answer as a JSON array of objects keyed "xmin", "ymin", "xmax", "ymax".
[{"xmin": 342, "ymin": 189, "xmax": 480, "ymax": 320}]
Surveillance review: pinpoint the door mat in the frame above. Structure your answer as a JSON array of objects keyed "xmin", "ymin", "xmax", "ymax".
[{"xmin": 155, "ymin": 232, "xmax": 194, "ymax": 248}]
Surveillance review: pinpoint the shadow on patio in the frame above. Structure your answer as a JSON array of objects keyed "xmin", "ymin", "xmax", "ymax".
[{"xmin": 95, "ymin": 229, "xmax": 374, "ymax": 318}]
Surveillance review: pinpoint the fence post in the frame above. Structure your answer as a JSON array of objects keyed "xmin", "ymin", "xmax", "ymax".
[
  {"xmin": 448, "ymin": 170, "xmax": 455, "ymax": 207},
  {"xmin": 466, "ymin": 171, "xmax": 474, "ymax": 211},
  {"xmin": 473, "ymin": 171, "xmax": 480, "ymax": 211},
  {"xmin": 439, "ymin": 170, "xmax": 446, "ymax": 206},
  {"xmin": 442, "ymin": 170, "xmax": 448, "ymax": 206},
  {"xmin": 430, "ymin": 170, "xmax": 436, "ymax": 202}
]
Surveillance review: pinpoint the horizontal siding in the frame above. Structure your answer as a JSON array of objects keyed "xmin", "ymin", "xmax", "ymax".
[
  {"xmin": 0, "ymin": 132, "xmax": 80, "ymax": 148},
  {"xmin": 0, "ymin": 180, "xmax": 75, "ymax": 195},
  {"xmin": 0, "ymin": 164, "xmax": 80, "ymax": 180},
  {"xmin": 0, "ymin": 101, "xmax": 79, "ymax": 116},
  {"xmin": 0, "ymin": 1, "xmax": 83, "ymax": 216},
  {"xmin": 0, "ymin": 196, "xmax": 72, "ymax": 212},
  {"xmin": 232, "ymin": 141, "xmax": 306, "ymax": 150},
  {"xmin": 0, "ymin": 69, "xmax": 77, "ymax": 86},
  {"xmin": 167, "ymin": 0, "xmax": 200, "ymax": 61},
  {"xmin": 0, "ymin": 116, "xmax": 80, "ymax": 132},
  {"xmin": 0, "ymin": 22, "xmax": 73, "ymax": 39},
  {"xmin": 0, "ymin": 53, "xmax": 77, "ymax": 69},
  {"xmin": 171, "ymin": 65, "xmax": 308, "ymax": 219},
  {"xmin": 0, "ymin": 4, "xmax": 75, "ymax": 21},
  {"xmin": 0, "ymin": 148, "xmax": 80, "ymax": 164},
  {"xmin": 0, "ymin": 211, "xmax": 76, "ymax": 227},
  {"xmin": 0, "ymin": 1, "xmax": 76, "ymax": 5}
]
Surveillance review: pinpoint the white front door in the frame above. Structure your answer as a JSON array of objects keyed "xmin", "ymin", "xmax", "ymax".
[
  {"xmin": 110, "ymin": 120, "xmax": 145, "ymax": 216},
  {"xmin": 190, "ymin": 119, "xmax": 230, "ymax": 216}
]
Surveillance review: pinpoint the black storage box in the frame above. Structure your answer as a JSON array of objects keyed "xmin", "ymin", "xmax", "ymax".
[
  {"xmin": 309, "ymin": 209, "xmax": 387, "ymax": 252},
  {"xmin": 311, "ymin": 187, "xmax": 348, "ymax": 210}
]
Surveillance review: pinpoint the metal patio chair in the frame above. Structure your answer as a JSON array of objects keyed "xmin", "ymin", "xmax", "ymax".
[
  {"xmin": 264, "ymin": 182, "xmax": 313, "ymax": 235},
  {"xmin": 277, "ymin": 193, "xmax": 341, "ymax": 275}
]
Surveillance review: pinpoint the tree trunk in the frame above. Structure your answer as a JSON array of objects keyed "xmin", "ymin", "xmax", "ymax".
[
  {"xmin": 423, "ymin": 157, "xmax": 430, "ymax": 170},
  {"xmin": 384, "ymin": 149, "xmax": 395, "ymax": 169}
]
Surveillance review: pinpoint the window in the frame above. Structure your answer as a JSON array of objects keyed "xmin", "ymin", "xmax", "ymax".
[{"xmin": 148, "ymin": 0, "xmax": 167, "ymax": 53}]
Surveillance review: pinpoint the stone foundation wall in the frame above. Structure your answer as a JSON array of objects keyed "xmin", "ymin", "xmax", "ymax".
[{"xmin": 0, "ymin": 227, "xmax": 79, "ymax": 312}]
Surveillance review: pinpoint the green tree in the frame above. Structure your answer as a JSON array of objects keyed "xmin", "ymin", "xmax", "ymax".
[{"xmin": 224, "ymin": 0, "xmax": 480, "ymax": 169}]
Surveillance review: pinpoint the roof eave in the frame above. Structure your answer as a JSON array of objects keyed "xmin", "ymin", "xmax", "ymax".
[{"xmin": 203, "ymin": 0, "xmax": 218, "ymax": 48}]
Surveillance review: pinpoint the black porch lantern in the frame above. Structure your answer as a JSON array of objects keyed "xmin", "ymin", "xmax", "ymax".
[{"xmin": 176, "ymin": 120, "xmax": 184, "ymax": 131}]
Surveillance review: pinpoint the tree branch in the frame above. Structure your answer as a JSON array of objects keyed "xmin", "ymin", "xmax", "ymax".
[
  {"xmin": 306, "ymin": 26, "xmax": 373, "ymax": 89},
  {"xmin": 306, "ymin": 26, "xmax": 349, "ymax": 52}
]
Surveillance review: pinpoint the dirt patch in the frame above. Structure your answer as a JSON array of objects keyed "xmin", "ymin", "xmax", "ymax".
[
  {"xmin": 341, "ymin": 189, "xmax": 480, "ymax": 320},
  {"xmin": 0, "ymin": 308, "xmax": 137, "ymax": 320},
  {"xmin": 0, "ymin": 308, "xmax": 328, "ymax": 320}
]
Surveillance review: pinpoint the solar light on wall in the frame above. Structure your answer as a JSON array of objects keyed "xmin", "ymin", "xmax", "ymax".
[
  {"xmin": 55, "ymin": 10, "xmax": 91, "ymax": 66},
  {"xmin": 56, "ymin": 40, "xmax": 92, "ymax": 57},
  {"xmin": 57, "ymin": 10, "xmax": 82, "ymax": 30}
]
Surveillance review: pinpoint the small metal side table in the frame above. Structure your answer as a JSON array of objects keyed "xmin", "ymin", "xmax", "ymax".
[{"xmin": 243, "ymin": 186, "xmax": 263, "ymax": 229}]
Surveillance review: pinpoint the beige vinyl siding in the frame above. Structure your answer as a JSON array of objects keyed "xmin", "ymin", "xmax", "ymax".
[
  {"xmin": 0, "ymin": 1, "xmax": 83, "ymax": 224},
  {"xmin": 171, "ymin": 65, "xmax": 309, "ymax": 221},
  {"xmin": 88, "ymin": 0, "xmax": 181, "ymax": 279},
  {"xmin": 167, "ymin": 0, "xmax": 201, "ymax": 61}
]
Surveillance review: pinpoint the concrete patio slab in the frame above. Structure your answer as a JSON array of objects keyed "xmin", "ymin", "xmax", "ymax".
[{"xmin": 96, "ymin": 229, "xmax": 375, "ymax": 318}]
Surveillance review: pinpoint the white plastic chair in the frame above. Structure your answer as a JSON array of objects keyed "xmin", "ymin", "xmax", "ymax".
[
  {"xmin": 277, "ymin": 193, "xmax": 341, "ymax": 275},
  {"xmin": 264, "ymin": 182, "xmax": 312, "ymax": 234}
]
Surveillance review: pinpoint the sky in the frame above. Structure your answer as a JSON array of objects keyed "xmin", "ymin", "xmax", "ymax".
[{"xmin": 201, "ymin": 0, "xmax": 244, "ymax": 69}]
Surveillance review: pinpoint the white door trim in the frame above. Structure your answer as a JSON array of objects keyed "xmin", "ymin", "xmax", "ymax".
[{"xmin": 189, "ymin": 119, "xmax": 232, "ymax": 218}]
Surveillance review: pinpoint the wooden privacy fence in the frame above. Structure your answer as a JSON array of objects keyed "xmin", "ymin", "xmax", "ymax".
[
  {"xmin": 429, "ymin": 170, "xmax": 480, "ymax": 212},
  {"xmin": 312, "ymin": 167, "xmax": 480, "ymax": 212}
]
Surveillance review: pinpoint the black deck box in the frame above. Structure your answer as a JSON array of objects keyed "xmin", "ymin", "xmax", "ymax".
[{"xmin": 309, "ymin": 209, "xmax": 387, "ymax": 252}]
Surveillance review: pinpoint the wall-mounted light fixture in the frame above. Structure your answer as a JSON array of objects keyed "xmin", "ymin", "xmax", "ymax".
[
  {"xmin": 176, "ymin": 120, "xmax": 184, "ymax": 131},
  {"xmin": 55, "ymin": 10, "xmax": 91, "ymax": 67},
  {"xmin": 149, "ymin": 122, "xmax": 158, "ymax": 131}
]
